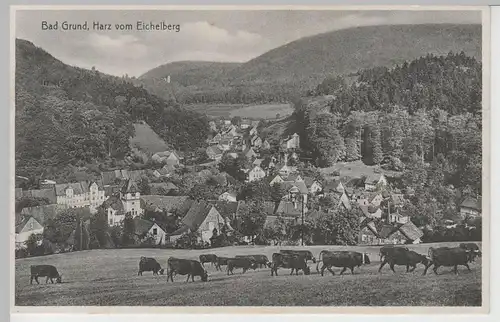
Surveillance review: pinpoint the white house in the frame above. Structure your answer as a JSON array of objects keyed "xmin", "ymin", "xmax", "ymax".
[
  {"xmin": 285, "ymin": 133, "xmax": 300, "ymax": 150},
  {"xmin": 219, "ymin": 191, "xmax": 237, "ymax": 202},
  {"xmin": 15, "ymin": 217, "xmax": 44, "ymax": 249},
  {"xmin": 279, "ymin": 164, "xmax": 297, "ymax": 177},
  {"xmin": 54, "ymin": 181, "xmax": 106, "ymax": 214},
  {"xmin": 251, "ymin": 136, "xmax": 263, "ymax": 148},
  {"xmin": 248, "ymin": 166, "xmax": 266, "ymax": 182},
  {"xmin": 270, "ymin": 174, "xmax": 285, "ymax": 186},
  {"xmin": 104, "ymin": 179, "xmax": 144, "ymax": 227},
  {"xmin": 460, "ymin": 197, "xmax": 482, "ymax": 218}
]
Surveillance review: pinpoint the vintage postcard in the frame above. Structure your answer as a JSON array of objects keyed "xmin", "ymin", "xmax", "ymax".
[{"xmin": 11, "ymin": 5, "xmax": 490, "ymax": 314}]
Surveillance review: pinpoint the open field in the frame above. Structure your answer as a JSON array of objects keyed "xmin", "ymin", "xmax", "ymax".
[
  {"xmin": 15, "ymin": 243, "xmax": 482, "ymax": 306},
  {"xmin": 184, "ymin": 103, "xmax": 293, "ymax": 119},
  {"xmin": 320, "ymin": 160, "xmax": 403, "ymax": 181}
]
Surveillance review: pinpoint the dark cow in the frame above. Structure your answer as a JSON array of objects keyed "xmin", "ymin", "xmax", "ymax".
[
  {"xmin": 215, "ymin": 256, "xmax": 232, "ymax": 271},
  {"xmin": 271, "ymin": 253, "xmax": 311, "ymax": 276},
  {"xmin": 167, "ymin": 257, "xmax": 208, "ymax": 282},
  {"xmin": 138, "ymin": 257, "xmax": 164, "ymax": 276},
  {"xmin": 459, "ymin": 243, "xmax": 481, "ymax": 262},
  {"xmin": 226, "ymin": 258, "xmax": 258, "ymax": 275},
  {"xmin": 378, "ymin": 249, "xmax": 429, "ymax": 273},
  {"xmin": 424, "ymin": 247, "xmax": 472, "ymax": 275},
  {"xmin": 199, "ymin": 254, "xmax": 218, "ymax": 267},
  {"xmin": 30, "ymin": 265, "xmax": 62, "ymax": 284},
  {"xmin": 316, "ymin": 251, "xmax": 370, "ymax": 276},
  {"xmin": 379, "ymin": 245, "xmax": 409, "ymax": 262},
  {"xmin": 236, "ymin": 254, "xmax": 271, "ymax": 268},
  {"xmin": 280, "ymin": 250, "xmax": 316, "ymax": 263}
]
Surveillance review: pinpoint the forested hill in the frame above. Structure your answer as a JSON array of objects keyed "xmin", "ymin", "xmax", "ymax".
[
  {"xmin": 15, "ymin": 39, "xmax": 209, "ymax": 180},
  {"xmin": 138, "ymin": 24, "xmax": 481, "ymax": 105},
  {"xmin": 290, "ymin": 52, "xmax": 482, "ymax": 201}
]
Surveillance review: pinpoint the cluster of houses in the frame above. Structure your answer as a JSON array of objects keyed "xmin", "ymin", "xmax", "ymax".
[{"xmin": 14, "ymin": 118, "xmax": 483, "ymax": 250}]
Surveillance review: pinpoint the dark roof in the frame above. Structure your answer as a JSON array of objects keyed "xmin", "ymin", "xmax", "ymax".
[
  {"xmin": 21, "ymin": 188, "xmax": 57, "ymax": 204},
  {"xmin": 460, "ymin": 197, "xmax": 482, "ymax": 211},
  {"xmin": 181, "ymin": 201, "xmax": 214, "ymax": 231},
  {"xmin": 140, "ymin": 195, "xmax": 189, "ymax": 213},
  {"xmin": 365, "ymin": 173, "xmax": 384, "ymax": 185},
  {"xmin": 378, "ymin": 224, "xmax": 398, "ymax": 239},
  {"xmin": 54, "ymin": 182, "xmax": 89, "ymax": 196},
  {"xmin": 398, "ymin": 221, "xmax": 424, "ymax": 241},
  {"xmin": 275, "ymin": 201, "xmax": 304, "ymax": 217},
  {"xmin": 102, "ymin": 195, "xmax": 124, "ymax": 212},
  {"xmin": 323, "ymin": 179, "xmax": 343, "ymax": 192},
  {"xmin": 302, "ymin": 176, "xmax": 316, "ymax": 188},
  {"xmin": 391, "ymin": 194, "xmax": 405, "ymax": 206},
  {"xmin": 20, "ymin": 204, "xmax": 67, "ymax": 225},
  {"xmin": 207, "ymin": 146, "xmax": 223, "ymax": 155},
  {"xmin": 134, "ymin": 217, "xmax": 155, "ymax": 236},
  {"xmin": 121, "ymin": 179, "xmax": 140, "ymax": 194},
  {"xmin": 282, "ymin": 181, "xmax": 309, "ymax": 195},
  {"xmin": 149, "ymin": 182, "xmax": 178, "ymax": 194},
  {"xmin": 212, "ymin": 201, "xmax": 239, "ymax": 219}
]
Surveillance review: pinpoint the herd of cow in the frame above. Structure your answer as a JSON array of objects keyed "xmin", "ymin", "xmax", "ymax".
[{"xmin": 27, "ymin": 243, "xmax": 481, "ymax": 285}]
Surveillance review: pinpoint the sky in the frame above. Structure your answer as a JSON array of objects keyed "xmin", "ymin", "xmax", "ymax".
[{"xmin": 15, "ymin": 9, "xmax": 482, "ymax": 77}]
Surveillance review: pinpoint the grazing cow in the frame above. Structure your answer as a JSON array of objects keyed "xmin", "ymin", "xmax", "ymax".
[
  {"xmin": 424, "ymin": 247, "xmax": 471, "ymax": 275},
  {"xmin": 379, "ymin": 245, "xmax": 409, "ymax": 262},
  {"xmin": 215, "ymin": 256, "xmax": 232, "ymax": 271},
  {"xmin": 378, "ymin": 249, "xmax": 429, "ymax": 273},
  {"xmin": 199, "ymin": 254, "xmax": 218, "ymax": 267},
  {"xmin": 280, "ymin": 250, "xmax": 316, "ymax": 263},
  {"xmin": 226, "ymin": 258, "xmax": 258, "ymax": 275},
  {"xmin": 167, "ymin": 257, "xmax": 208, "ymax": 282},
  {"xmin": 138, "ymin": 257, "xmax": 164, "ymax": 276},
  {"xmin": 316, "ymin": 251, "xmax": 370, "ymax": 276},
  {"xmin": 30, "ymin": 265, "xmax": 62, "ymax": 284},
  {"xmin": 271, "ymin": 253, "xmax": 311, "ymax": 276},
  {"xmin": 459, "ymin": 243, "xmax": 481, "ymax": 262},
  {"xmin": 235, "ymin": 254, "xmax": 270, "ymax": 268}
]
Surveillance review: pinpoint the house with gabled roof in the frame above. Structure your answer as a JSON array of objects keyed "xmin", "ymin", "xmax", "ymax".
[
  {"xmin": 134, "ymin": 217, "xmax": 167, "ymax": 245},
  {"xmin": 103, "ymin": 179, "xmax": 144, "ymax": 226},
  {"xmin": 251, "ymin": 136, "xmax": 262, "ymax": 148},
  {"xmin": 248, "ymin": 166, "xmax": 266, "ymax": 182},
  {"xmin": 270, "ymin": 174, "xmax": 285, "ymax": 186},
  {"xmin": 303, "ymin": 177, "xmax": 323, "ymax": 195},
  {"xmin": 282, "ymin": 181, "xmax": 309, "ymax": 203},
  {"xmin": 359, "ymin": 217, "xmax": 380, "ymax": 245},
  {"xmin": 460, "ymin": 197, "xmax": 482, "ymax": 218},
  {"xmin": 15, "ymin": 216, "xmax": 44, "ymax": 249},
  {"xmin": 140, "ymin": 195, "xmax": 190, "ymax": 214},
  {"xmin": 20, "ymin": 204, "xmax": 68, "ymax": 226},
  {"xmin": 323, "ymin": 179, "xmax": 345, "ymax": 195},
  {"xmin": 168, "ymin": 200, "xmax": 231, "ymax": 244}
]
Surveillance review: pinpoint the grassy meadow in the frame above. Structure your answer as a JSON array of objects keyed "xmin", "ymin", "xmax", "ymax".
[
  {"xmin": 15, "ymin": 243, "xmax": 482, "ymax": 306},
  {"xmin": 184, "ymin": 103, "xmax": 293, "ymax": 119}
]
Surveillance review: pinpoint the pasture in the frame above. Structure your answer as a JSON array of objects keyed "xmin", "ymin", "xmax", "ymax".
[
  {"xmin": 184, "ymin": 103, "xmax": 293, "ymax": 119},
  {"xmin": 15, "ymin": 243, "xmax": 482, "ymax": 306}
]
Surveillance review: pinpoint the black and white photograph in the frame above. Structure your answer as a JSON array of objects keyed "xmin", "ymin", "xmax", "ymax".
[{"xmin": 11, "ymin": 6, "xmax": 489, "ymax": 310}]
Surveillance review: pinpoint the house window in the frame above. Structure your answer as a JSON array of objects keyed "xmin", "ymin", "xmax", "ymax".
[
  {"xmin": 132, "ymin": 202, "xmax": 135, "ymax": 205},
  {"xmin": 153, "ymin": 228, "xmax": 158, "ymax": 235},
  {"xmin": 109, "ymin": 219, "xmax": 113, "ymax": 225}
]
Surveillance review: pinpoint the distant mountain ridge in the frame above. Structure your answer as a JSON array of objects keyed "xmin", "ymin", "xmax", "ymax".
[{"xmin": 138, "ymin": 23, "xmax": 481, "ymax": 104}]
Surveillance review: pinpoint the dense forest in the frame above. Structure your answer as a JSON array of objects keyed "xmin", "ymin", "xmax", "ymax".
[
  {"xmin": 289, "ymin": 52, "xmax": 482, "ymax": 225},
  {"xmin": 137, "ymin": 24, "xmax": 481, "ymax": 105},
  {"xmin": 15, "ymin": 39, "xmax": 210, "ymax": 181}
]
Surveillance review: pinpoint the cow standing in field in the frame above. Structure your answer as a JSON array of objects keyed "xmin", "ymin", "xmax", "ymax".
[
  {"xmin": 378, "ymin": 248, "xmax": 429, "ymax": 273},
  {"xmin": 138, "ymin": 257, "xmax": 164, "ymax": 276},
  {"xmin": 271, "ymin": 253, "xmax": 311, "ymax": 276},
  {"xmin": 379, "ymin": 245, "xmax": 409, "ymax": 262},
  {"xmin": 167, "ymin": 257, "xmax": 208, "ymax": 282},
  {"xmin": 459, "ymin": 243, "xmax": 481, "ymax": 262},
  {"xmin": 280, "ymin": 250, "xmax": 316, "ymax": 263},
  {"xmin": 30, "ymin": 265, "xmax": 62, "ymax": 284},
  {"xmin": 215, "ymin": 256, "xmax": 232, "ymax": 271},
  {"xmin": 236, "ymin": 255, "xmax": 271, "ymax": 268},
  {"xmin": 226, "ymin": 258, "xmax": 258, "ymax": 275},
  {"xmin": 424, "ymin": 247, "xmax": 472, "ymax": 275},
  {"xmin": 315, "ymin": 251, "xmax": 370, "ymax": 276},
  {"xmin": 199, "ymin": 254, "xmax": 218, "ymax": 268}
]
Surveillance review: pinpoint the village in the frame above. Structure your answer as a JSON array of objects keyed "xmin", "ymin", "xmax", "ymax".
[{"xmin": 14, "ymin": 116, "xmax": 483, "ymax": 256}]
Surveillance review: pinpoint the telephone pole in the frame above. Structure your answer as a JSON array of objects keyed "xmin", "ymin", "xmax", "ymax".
[{"xmin": 301, "ymin": 194, "xmax": 305, "ymax": 246}]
